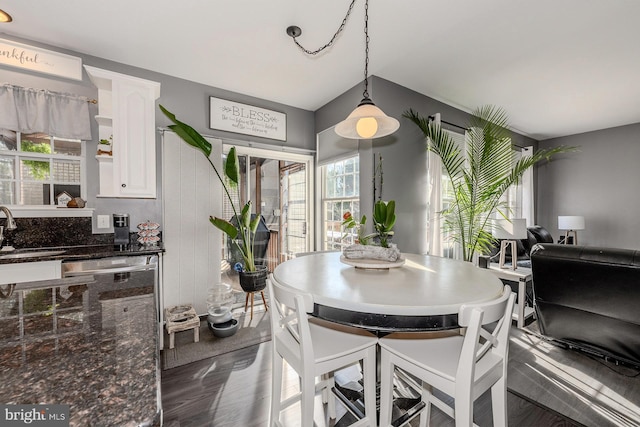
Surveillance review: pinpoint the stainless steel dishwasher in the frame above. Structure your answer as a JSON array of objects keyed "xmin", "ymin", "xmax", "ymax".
[{"xmin": 62, "ymin": 254, "xmax": 162, "ymax": 344}]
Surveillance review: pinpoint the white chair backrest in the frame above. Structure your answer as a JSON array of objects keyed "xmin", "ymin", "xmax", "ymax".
[
  {"xmin": 267, "ymin": 275, "xmax": 316, "ymax": 364},
  {"xmin": 457, "ymin": 285, "xmax": 516, "ymax": 372}
]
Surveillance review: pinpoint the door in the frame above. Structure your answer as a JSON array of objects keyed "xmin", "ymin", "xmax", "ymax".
[{"xmin": 221, "ymin": 146, "xmax": 313, "ymax": 272}]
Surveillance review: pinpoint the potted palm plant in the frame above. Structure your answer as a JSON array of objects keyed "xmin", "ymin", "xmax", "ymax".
[
  {"xmin": 160, "ymin": 105, "xmax": 267, "ymax": 291},
  {"xmin": 404, "ymin": 105, "xmax": 575, "ymax": 262}
]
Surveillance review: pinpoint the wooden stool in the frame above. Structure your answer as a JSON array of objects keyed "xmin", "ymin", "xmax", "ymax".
[
  {"xmin": 244, "ymin": 291, "xmax": 268, "ymax": 321},
  {"xmin": 165, "ymin": 304, "xmax": 200, "ymax": 349}
]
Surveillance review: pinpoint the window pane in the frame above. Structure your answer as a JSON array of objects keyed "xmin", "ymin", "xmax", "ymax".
[
  {"xmin": 326, "ymin": 176, "xmax": 335, "ymax": 198},
  {"xmin": 52, "ymin": 159, "xmax": 81, "ymax": 182},
  {"xmin": 344, "ymin": 174, "xmax": 354, "ymax": 197},
  {"xmin": 21, "ymin": 159, "xmax": 50, "ymax": 181},
  {"xmin": 22, "ymin": 182, "xmax": 49, "ymax": 205},
  {"xmin": 21, "ymin": 133, "xmax": 51, "ymax": 155},
  {"xmin": 53, "ymin": 138, "xmax": 82, "ymax": 156},
  {"xmin": 0, "ymin": 130, "xmax": 17, "ymax": 151},
  {"xmin": 0, "ymin": 156, "xmax": 14, "ymax": 179},
  {"xmin": 345, "ymin": 158, "xmax": 354, "ymax": 173},
  {"xmin": 0, "ymin": 181, "xmax": 14, "ymax": 204}
]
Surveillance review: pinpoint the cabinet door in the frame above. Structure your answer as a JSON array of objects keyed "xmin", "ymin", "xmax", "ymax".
[{"xmin": 113, "ymin": 79, "xmax": 157, "ymax": 198}]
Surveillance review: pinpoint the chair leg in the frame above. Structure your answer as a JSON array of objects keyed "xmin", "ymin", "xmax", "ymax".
[
  {"xmin": 320, "ymin": 373, "xmax": 337, "ymax": 420},
  {"xmin": 491, "ymin": 376, "xmax": 508, "ymax": 427},
  {"xmin": 379, "ymin": 350, "xmax": 395, "ymax": 427},
  {"xmin": 453, "ymin": 389, "xmax": 473, "ymax": 427},
  {"xmin": 419, "ymin": 382, "xmax": 433, "ymax": 427},
  {"xmin": 362, "ymin": 347, "xmax": 377, "ymax": 426},
  {"xmin": 269, "ymin": 353, "xmax": 284, "ymax": 427},
  {"xmin": 300, "ymin": 372, "xmax": 315, "ymax": 427}
]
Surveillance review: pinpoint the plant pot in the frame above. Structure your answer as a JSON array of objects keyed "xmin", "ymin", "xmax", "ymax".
[{"xmin": 238, "ymin": 265, "xmax": 268, "ymax": 292}]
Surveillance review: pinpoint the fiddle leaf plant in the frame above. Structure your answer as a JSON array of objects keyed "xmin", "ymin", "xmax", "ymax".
[{"xmin": 160, "ymin": 105, "xmax": 261, "ymax": 272}]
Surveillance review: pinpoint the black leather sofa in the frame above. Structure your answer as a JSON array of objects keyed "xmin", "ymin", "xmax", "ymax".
[{"xmin": 530, "ymin": 243, "xmax": 640, "ymax": 368}]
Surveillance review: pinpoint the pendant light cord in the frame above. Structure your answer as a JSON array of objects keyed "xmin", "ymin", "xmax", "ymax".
[
  {"xmin": 289, "ymin": 0, "xmax": 357, "ymax": 55},
  {"xmin": 363, "ymin": 0, "xmax": 370, "ymax": 100}
]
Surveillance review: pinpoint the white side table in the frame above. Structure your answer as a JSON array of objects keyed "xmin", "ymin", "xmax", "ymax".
[{"xmin": 487, "ymin": 264, "xmax": 535, "ymax": 328}]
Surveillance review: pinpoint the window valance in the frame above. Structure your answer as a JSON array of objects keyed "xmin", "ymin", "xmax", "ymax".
[{"xmin": 0, "ymin": 84, "xmax": 92, "ymax": 140}]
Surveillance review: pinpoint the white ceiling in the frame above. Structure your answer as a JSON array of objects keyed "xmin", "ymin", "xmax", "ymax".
[{"xmin": 3, "ymin": 0, "xmax": 640, "ymax": 140}]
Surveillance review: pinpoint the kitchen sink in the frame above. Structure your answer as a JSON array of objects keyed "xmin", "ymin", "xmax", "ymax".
[{"xmin": 0, "ymin": 250, "xmax": 66, "ymax": 260}]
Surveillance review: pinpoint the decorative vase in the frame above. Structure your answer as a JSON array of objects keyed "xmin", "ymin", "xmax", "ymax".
[{"xmin": 238, "ymin": 265, "xmax": 268, "ymax": 292}]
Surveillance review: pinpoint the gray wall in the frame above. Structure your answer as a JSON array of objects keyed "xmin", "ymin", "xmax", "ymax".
[
  {"xmin": 1, "ymin": 34, "xmax": 315, "ymax": 231},
  {"xmin": 537, "ymin": 123, "xmax": 640, "ymax": 250},
  {"xmin": 316, "ymin": 76, "xmax": 538, "ymax": 254}
]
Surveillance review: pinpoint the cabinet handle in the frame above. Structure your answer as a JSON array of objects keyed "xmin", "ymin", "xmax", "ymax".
[{"xmin": 121, "ymin": 183, "xmax": 126, "ymax": 188}]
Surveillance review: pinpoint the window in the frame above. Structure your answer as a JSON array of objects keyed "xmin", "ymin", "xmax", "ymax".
[
  {"xmin": 433, "ymin": 130, "xmax": 529, "ymax": 259},
  {"xmin": 0, "ymin": 130, "xmax": 85, "ymax": 206},
  {"xmin": 321, "ymin": 156, "xmax": 359, "ymax": 250}
]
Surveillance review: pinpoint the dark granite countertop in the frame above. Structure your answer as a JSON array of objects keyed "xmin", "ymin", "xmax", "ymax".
[
  {"xmin": 0, "ymin": 243, "xmax": 165, "ymax": 265},
  {"xmin": 0, "ymin": 271, "xmax": 160, "ymax": 426}
]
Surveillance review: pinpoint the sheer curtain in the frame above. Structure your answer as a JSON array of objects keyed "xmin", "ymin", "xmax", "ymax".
[
  {"xmin": 521, "ymin": 146, "xmax": 535, "ymax": 226},
  {"xmin": 0, "ymin": 84, "xmax": 91, "ymax": 140},
  {"xmin": 426, "ymin": 114, "xmax": 443, "ymax": 256}
]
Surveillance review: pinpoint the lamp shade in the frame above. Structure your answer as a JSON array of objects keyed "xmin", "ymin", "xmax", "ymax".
[
  {"xmin": 335, "ymin": 99, "xmax": 400, "ymax": 139},
  {"xmin": 493, "ymin": 218, "xmax": 527, "ymax": 240},
  {"xmin": 558, "ymin": 215, "xmax": 585, "ymax": 230}
]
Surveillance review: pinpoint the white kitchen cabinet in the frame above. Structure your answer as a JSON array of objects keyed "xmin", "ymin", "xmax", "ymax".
[
  {"xmin": 0, "ymin": 261, "xmax": 62, "ymax": 285},
  {"xmin": 84, "ymin": 66, "xmax": 161, "ymax": 198}
]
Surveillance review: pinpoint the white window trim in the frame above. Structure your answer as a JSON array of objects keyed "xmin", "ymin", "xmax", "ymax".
[{"xmin": 0, "ymin": 131, "xmax": 87, "ymax": 214}]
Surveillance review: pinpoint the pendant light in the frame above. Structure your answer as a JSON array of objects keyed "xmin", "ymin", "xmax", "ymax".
[{"xmin": 286, "ymin": 0, "xmax": 399, "ymax": 140}]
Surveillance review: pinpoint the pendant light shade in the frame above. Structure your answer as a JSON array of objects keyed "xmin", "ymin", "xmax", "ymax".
[
  {"xmin": 287, "ymin": 0, "xmax": 398, "ymax": 140},
  {"xmin": 335, "ymin": 97, "xmax": 400, "ymax": 139}
]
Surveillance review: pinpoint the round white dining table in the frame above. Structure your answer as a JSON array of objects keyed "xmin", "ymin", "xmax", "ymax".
[{"xmin": 272, "ymin": 252, "xmax": 504, "ymax": 332}]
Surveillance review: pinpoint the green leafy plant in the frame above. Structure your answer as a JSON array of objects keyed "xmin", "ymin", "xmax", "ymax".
[
  {"xmin": 160, "ymin": 105, "xmax": 262, "ymax": 272},
  {"xmin": 404, "ymin": 105, "xmax": 576, "ymax": 262},
  {"xmin": 21, "ymin": 140, "xmax": 51, "ymax": 180},
  {"xmin": 342, "ymin": 211, "xmax": 373, "ymax": 245},
  {"xmin": 372, "ymin": 200, "xmax": 396, "ymax": 248}
]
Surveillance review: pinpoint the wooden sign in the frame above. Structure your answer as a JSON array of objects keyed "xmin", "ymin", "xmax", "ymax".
[
  {"xmin": 210, "ymin": 97, "xmax": 286, "ymax": 141},
  {"xmin": 0, "ymin": 38, "xmax": 82, "ymax": 81}
]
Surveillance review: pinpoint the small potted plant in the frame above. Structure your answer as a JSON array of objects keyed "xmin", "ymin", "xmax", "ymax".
[
  {"xmin": 342, "ymin": 199, "xmax": 400, "ymax": 262},
  {"xmin": 160, "ymin": 105, "xmax": 267, "ymax": 291},
  {"xmin": 372, "ymin": 200, "xmax": 396, "ymax": 248},
  {"xmin": 98, "ymin": 135, "xmax": 112, "ymax": 155}
]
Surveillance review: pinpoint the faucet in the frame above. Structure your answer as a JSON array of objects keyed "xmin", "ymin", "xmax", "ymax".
[
  {"xmin": 0, "ymin": 206, "xmax": 17, "ymax": 231},
  {"xmin": 0, "ymin": 206, "xmax": 16, "ymax": 251}
]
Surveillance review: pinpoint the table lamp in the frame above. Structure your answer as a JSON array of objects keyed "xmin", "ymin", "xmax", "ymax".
[
  {"xmin": 493, "ymin": 218, "xmax": 527, "ymax": 270},
  {"xmin": 558, "ymin": 215, "xmax": 585, "ymax": 245}
]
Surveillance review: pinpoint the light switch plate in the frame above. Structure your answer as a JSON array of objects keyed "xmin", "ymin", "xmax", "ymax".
[{"xmin": 97, "ymin": 215, "xmax": 110, "ymax": 229}]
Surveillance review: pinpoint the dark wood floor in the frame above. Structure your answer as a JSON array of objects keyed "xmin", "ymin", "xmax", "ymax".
[{"xmin": 161, "ymin": 340, "xmax": 580, "ymax": 427}]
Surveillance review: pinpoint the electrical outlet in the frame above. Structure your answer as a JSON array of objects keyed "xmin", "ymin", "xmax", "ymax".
[{"xmin": 97, "ymin": 215, "xmax": 110, "ymax": 229}]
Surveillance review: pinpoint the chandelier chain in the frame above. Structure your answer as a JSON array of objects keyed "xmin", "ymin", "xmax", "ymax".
[
  {"xmin": 363, "ymin": 0, "xmax": 370, "ymax": 99},
  {"xmin": 291, "ymin": 0, "xmax": 357, "ymax": 55}
]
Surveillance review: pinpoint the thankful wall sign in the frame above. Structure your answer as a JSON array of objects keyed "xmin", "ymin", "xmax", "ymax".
[
  {"xmin": 209, "ymin": 97, "xmax": 287, "ymax": 141},
  {"xmin": 0, "ymin": 38, "xmax": 82, "ymax": 81}
]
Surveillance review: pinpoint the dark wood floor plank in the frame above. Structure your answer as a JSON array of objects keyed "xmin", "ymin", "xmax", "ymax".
[{"xmin": 161, "ymin": 340, "xmax": 579, "ymax": 427}]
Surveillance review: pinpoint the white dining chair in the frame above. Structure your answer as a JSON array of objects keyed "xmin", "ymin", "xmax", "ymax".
[
  {"xmin": 267, "ymin": 274, "xmax": 378, "ymax": 427},
  {"xmin": 378, "ymin": 285, "xmax": 516, "ymax": 427}
]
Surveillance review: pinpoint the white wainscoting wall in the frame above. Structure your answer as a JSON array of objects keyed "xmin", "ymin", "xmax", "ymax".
[{"xmin": 162, "ymin": 130, "xmax": 222, "ymax": 315}]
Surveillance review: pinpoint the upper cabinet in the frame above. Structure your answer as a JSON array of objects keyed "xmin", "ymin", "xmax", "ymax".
[{"xmin": 84, "ymin": 66, "xmax": 161, "ymax": 198}]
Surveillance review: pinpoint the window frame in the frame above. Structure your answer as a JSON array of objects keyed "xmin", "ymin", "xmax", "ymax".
[
  {"xmin": 320, "ymin": 155, "xmax": 360, "ymax": 251},
  {"xmin": 0, "ymin": 131, "xmax": 87, "ymax": 208}
]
